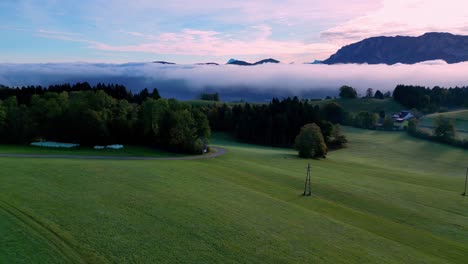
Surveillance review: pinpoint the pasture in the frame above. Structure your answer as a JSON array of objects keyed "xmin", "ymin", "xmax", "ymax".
[
  {"xmin": 1, "ymin": 128, "xmax": 467, "ymax": 263},
  {"xmin": 0, "ymin": 145, "xmax": 179, "ymax": 158}
]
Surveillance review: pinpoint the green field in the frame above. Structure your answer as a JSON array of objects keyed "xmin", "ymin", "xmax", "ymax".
[
  {"xmin": 0, "ymin": 145, "xmax": 180, "ymax": 157},
  {"xmin": 311, "ymin": 98, "xmax": 404, "ymax": 114},
  {"xmin": 419, "ymin": 110, "xmax": 468, "ymax": 139},
  {"xmin": 1, "ymin": 128, "xmax": 468, "ymax": 263}
]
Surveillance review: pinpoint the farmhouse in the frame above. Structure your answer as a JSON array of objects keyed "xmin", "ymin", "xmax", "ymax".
[
  {"xmin": 392, "ymin": 110, "xmax": 414, "ymax": 122},
  {"xmin": 392, "ymin": 110, "xmax": 414, "ymax": 130},
  {"xmin": 376, "ymin": 110, "xmax": 415, "ymax": 130}
]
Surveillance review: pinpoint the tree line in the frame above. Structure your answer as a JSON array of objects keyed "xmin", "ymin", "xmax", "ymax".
[
  {"xmin": 338, "ymin": 85, "xmax": 391, "ymax": 99},
  {"xmin": 196, "ymin": 97, "xmax": 347, "ymax": 151},
  {"xmin": 0, "ymin": 83, "xmax": 349, "ymax": 156},
  {"xmin": 0, "ymin": 84, "xmax": 210, "ymax": 154},
  {"xmin": 393, "ymin": 85, "xmax": 468, "ymax": 112},
  {"xmin": 0, "ymin": 82, "xmax": 161, "ymax": 105}
]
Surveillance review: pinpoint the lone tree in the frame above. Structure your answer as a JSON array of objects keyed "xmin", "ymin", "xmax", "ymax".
[
  {"xmin": 339, "ymin": 85, "xmax": 357, "ymax": 99},
  {"xmin": 365, "ymin": 88, "xmax": 374, "ymax": 98},
  {"xmin": 434, "ymin": 116, "xmax": 456, "ymax": 141},
  {"xmin": 374, "ymin": 90, "xmax": 384, "ymax": 99},
  {"xmin": 294, "ymin": 123, "xmax": 328, "ymax": 158}
]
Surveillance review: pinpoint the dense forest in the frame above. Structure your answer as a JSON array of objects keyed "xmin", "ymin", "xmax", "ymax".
[
  {"xmin": 197, "ymin": 98, "xmax": 346, "ymax": 148},
  {"xmin": 393, "ymin": 85, "xmax": 468, "ymax": 111},
  {"xmin": 0, "ymin": 83, "xmax": 347, "ymax": 154},
  {"xmin": 0, "ymin": 83, "xmax": 210, "ymax": 154},
  {"xmin": 0, "ymin": 83, "xmax": 160, "ymax": 105}
]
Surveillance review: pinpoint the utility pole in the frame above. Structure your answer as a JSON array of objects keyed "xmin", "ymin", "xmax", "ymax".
[
  {"xmin": 463, "ymin": 168, "xmax": 468, "ymax": 196},
  {"xmin": 303, "ymin": 163, "xmax": 311, "ymax": 196}
]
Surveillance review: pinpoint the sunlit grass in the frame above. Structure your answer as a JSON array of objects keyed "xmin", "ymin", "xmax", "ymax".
[{"xmin": 1, "ymin": 127, "xmax": 467, "ymax": 263}]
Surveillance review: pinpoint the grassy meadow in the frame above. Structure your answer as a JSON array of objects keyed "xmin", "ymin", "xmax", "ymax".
[
  {"xmin": 1, "ymin": 127, "xmax": 468, "ymax": 263},
  {"xmin": 0, "ymin": 145, "xmax": 180, "ymax": 158}
]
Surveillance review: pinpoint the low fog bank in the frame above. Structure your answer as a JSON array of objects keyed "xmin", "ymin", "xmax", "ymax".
[{"xmin": 0, "ymin": 61, "xmax": 467, "ymax": 101}]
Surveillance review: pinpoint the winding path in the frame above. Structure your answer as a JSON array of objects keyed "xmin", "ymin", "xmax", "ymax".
[{"xmin": 0, "ymin": 147, "xmax": 227, "ymax": 160}]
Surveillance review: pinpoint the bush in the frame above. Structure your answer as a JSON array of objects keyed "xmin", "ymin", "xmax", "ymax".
[
  {"xmin": 327, "ymin": 124, "xmax": 348, "ymax": 148},
  {"xmin": 294, "ymin": 123, "xmax": 328, "ymax": 158},
  {"xmin": 342, "ymin": 112, "xmax": 355, "ymax": 126},
  {"xmin": 383, "ymin": 116, "xmax": 394, "ymax": 130},
  {"xmin": 407, "ymin": 119, "xmax": 418, "ymax": 134},
  {"xmin": 433, "ymin": 116, "xmax": 456, "ymax": 141},
  {"xmin": 354, "ymin": 112, "xmax": 378, "ymax": 129}
]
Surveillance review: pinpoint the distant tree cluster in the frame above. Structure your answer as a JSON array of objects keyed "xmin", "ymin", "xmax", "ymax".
[
  {"xmin": 393, "ymin": 85, "xmax": 468, "ymax": 111},
  {"xmin": 338, "ymin": 86, "xmax": 390, "ymax": 100},
  {"xmin": 197, "ymin": 98, "xmax": 347, "ymax": 157},
  {"xmin": 199, "ymin": 93, "xmax": 220, "ymax": 101},
  {"xmin": 0, "ymin": 83, "xmax": 161, "ymax": 105},
  {"xmin": 371, "ymin": 89, "xmax": 391, "ymax": 99},
  {"xmin": 0, "ymin": 84, "xmax": 209, "ymax": 154},
  {"xmin": 344, "ymin": 112, "xmax": 380, "ymax": 129}
]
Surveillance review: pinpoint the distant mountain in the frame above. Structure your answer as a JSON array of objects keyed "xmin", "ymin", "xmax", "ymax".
[
  {"xmin": 226, "ymin": 58, "xmax": 280, "ymax": 66},
  {"xmin": 323, "ymin": 32, "xmax": 468, "ymax": 65},
  {"xmin": 307, "ymin": 60, "xmax": 323, "ymax": 64},
  {"xmin": 153, "ymin": 61, "xmax": 176, "ymax": 65},
  {"xmin": 195, "ymin": 62, "xmax": 219, "ymax": 65},
  {"xmin": 253, "ymin": 58, "xmax": 280, "ymax": 65},
  {"xmin": 227, "ymin": 59, "xmax": 252, "ymax": 66}
]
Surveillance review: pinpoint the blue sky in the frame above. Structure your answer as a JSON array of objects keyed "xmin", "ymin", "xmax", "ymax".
[{"xmin": 1, "ymin": 0, "xmax": 467, "ymax": 63}]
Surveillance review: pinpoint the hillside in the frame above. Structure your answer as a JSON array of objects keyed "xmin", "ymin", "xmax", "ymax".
[
  {"xmin": 1, "ymin": 128, "xmax": 467, "ymax": 263},
  {"xmin": 323, "ymin": 32, "xmax": 468, "ymax": 65}
]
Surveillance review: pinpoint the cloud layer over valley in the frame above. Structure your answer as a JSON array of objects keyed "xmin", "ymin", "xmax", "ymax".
[{"xmin": 1, "ymin": 62, "xmax": 467, "ymax": 101}]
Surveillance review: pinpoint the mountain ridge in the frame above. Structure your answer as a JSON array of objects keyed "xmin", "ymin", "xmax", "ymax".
[
  {"xmin": 323, "ymin": 32, "xmax": 468, "ymax": 65},
  {"xmin": 227, "ymin": 58, "xmax": 280, "ymax": 66}
]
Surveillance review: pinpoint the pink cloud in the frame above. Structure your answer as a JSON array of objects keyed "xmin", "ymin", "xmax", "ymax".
[
  {"xmin": 20, "ymin": 0, "xmax": 468, "ymax": 63},
  {"xmin": 321, "ymin": 0, "xmax": 468, "ymax": 46},
  {"xmin": 92, "ymin": 28, "xmax": 338, "ymax": 62}
]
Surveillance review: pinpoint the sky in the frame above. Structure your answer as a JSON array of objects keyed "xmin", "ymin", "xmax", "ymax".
[{"xmin": 1, "ymin": 0, "xmax": 467, "ymax": 64}]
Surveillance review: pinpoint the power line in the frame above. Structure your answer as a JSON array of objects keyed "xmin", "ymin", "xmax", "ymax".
[
  {"xmin": 303, "ymin": 163, "xmax": 311, "ymax": 196},
  {"xmin": 463, "ymin": 167, "xmax": 468, "ymax": 196}
]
